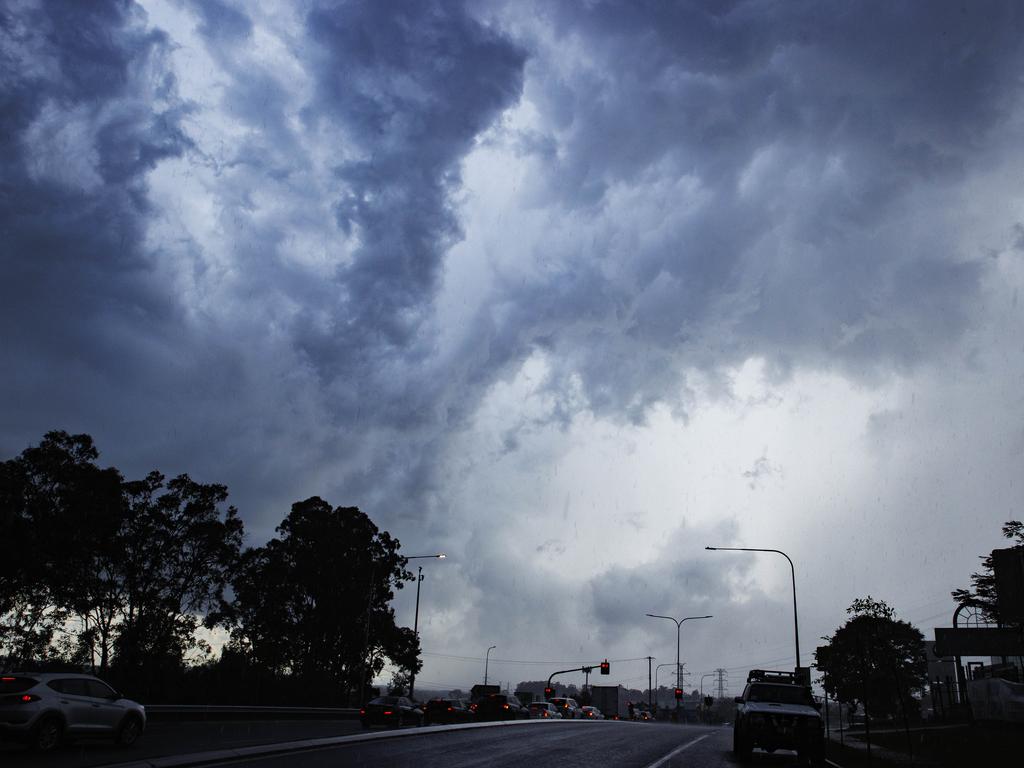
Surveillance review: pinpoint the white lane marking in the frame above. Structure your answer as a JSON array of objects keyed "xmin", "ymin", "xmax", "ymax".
[
  {"xmin": 642, "ymin": 733, "xmax": 712, "ymax": 768},
  {"xmin": 826, "ymin": 761, "xmax": 845, "ymax": 768}
]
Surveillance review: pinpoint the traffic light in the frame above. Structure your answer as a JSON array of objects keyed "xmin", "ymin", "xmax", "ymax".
[
  {"xmin": 704, "ymin": 696, "xmax": 713, "ymax": 708},
  {"xmin": 674, "ymin": 687, "xmax": 683, "ymax": 700},
  {"xmin": 600, "ymin": 659, "xmax": 610, "ymax": 675},
  {"xmin": 544, "ymin": 686, "xmax": 554, "ymax": 700}
]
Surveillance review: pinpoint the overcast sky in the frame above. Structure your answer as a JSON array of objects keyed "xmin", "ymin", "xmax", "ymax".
[{"xmin": 4, "ymin": 0, "xmax": 1024, "ymax": 694}]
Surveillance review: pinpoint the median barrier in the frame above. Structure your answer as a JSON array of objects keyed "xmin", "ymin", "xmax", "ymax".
[{"xmin": 144, "ymin": 705, "xmax": 361, "ymax": 722}]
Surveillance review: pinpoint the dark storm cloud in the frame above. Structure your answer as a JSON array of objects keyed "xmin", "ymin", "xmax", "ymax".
[
  {"xmin": 299, "ymin": 0, "xmax": 525, "ymax": 362},
  {"xmin": 482, "ymin": 0, "xmax": 1024, "ymax": 418},
  {"xmin": 0, "ymin": 0, "xmax": 192, "ymax": 432}
]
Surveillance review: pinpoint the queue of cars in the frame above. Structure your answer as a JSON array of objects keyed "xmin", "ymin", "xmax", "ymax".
[{"xmin": 363, "ymin": 691, "xmax": 612, "ymax": 730}]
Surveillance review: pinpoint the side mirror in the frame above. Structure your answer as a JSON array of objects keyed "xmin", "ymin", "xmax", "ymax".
[{"xmin": 734, "ymin": 696, "xmax": 744, "ymax": 704}]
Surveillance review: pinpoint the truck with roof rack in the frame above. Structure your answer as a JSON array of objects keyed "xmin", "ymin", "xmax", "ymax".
[{"xmin": 733, "ymin": 669, "xmax": 824, "ymax": 766}]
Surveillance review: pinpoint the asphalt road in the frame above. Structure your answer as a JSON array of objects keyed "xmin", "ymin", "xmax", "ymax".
[
  {"xmin": 1, "ymin": 720, "xmax": 829, "ymax": 768},
  {"xmin": 0, "ymin": 718, "xmax": 365, "ymax": 768},
  {"xmin": 195, "ymin": 721, "xmax": 817, "ymax": 768}
]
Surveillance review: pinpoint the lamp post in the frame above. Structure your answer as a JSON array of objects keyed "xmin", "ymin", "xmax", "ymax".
[
  {"xmin": 484, "ymin": 645, "xmax": 497, "ymax": 685},
  {"xmin": 407, "ymin": 553, "xmax": 446, "ymax": 699},
  {"xmin": 705, "ymin": 546, "xmax": 801, "ymax": 669},
  {"xmin": 700, "ymin": 672, "xmax": 713, "ymax": 698},
  {"xmin": 645, "ymin": 614, "xmax": 713, "ymax": 692},
  {"xmin": 655, "ymin": 662, "xmax": 676, "ymax": 706}
]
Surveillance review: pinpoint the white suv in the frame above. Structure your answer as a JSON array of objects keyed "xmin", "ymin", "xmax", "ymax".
[{"xmin": 0, "ymin": 673, "xmax": 146, "ymax": 752}]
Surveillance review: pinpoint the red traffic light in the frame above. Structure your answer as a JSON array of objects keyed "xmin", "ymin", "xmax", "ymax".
[
  {"xmin": 600, "ymin": 659, "xmax": 610, "ymax": 675},
  {"xmin": 674, "ymin": 687, "xmax": 683, "ymax": 700},
  {"xmin": 544, "ymin": 687, "xmax": 554, "ymax": 699}
]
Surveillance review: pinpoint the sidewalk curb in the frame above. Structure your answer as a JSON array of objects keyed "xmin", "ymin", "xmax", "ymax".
[{"xmin": 96, "ymin": 718, "xmax": 568, "ymax": 768}]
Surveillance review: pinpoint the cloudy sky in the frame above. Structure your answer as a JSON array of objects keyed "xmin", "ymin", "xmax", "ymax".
[{"xmin": 4, "ymin": 0, "xmax": 1024, "ymax": 694}]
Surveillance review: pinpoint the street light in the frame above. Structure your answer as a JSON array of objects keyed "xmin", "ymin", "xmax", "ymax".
[
  {"xmin": 645, "ymin": 613, "xmax": 713, "ymax": 699},
  {"xmin": 655, "ymin": 662, "xmax": 676, "ymax": 703},
  {"xmin": 700, "ymin": 672, "xmax": 713, "ymax": 698},
  {"xmin": 484, "ymin": 645, "xmax": 497, "ymax": 685},
  {"xmin": 406, "ymin": 553, "xmax": 447, "ymax": 699},
  {"xmin": 705, "ymin": 546, "xmax": 801, "ymax": 669}
]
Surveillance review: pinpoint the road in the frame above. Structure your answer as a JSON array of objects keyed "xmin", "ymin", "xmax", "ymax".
[
  {"xmin": 0, "ymin": 718, "xmax": 364, "ymax": 768},
  {"xmin": 1, "ymin": 720, "xmax": 826, "ymax": 768},
  {"xmin": 189, "ymin": 722, "xmax": 815, "ymax": 768}
]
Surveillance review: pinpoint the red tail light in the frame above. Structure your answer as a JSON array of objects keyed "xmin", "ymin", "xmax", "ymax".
[
  {"xmin": 502, "ymin": 704, "xmax": 509, "ymax": 709},
  {"xmin": 20, "ymin": 694, "xmax": 39, "ymax": 703},
  {"xmin": 383, "ymin": 710, "xmax": 393, "ymax": 715},
  {"xmin": 359, "ymin": 708, "xmax": 365, "ymax": 715},
  {"xmin": 447, "ymin": 706, "xmax": 453, "ymax": 711},
  {"xmin": 1, "ymin": 677, "xmax": 14, "ymax": 682}
]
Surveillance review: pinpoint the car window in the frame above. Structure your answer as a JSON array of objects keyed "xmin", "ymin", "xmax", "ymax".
[
  {"xmin": 86, "ymin": 680, "xmax": 117, "ymax": 699},
  {"xmin": 60, "ymin": 679, "xmax": 90, "ymax": 696}
]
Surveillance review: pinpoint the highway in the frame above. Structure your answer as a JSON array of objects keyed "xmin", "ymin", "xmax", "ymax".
[{"xmin": 0, "ymin": 719, "xmax": 831, "ymax": 768}]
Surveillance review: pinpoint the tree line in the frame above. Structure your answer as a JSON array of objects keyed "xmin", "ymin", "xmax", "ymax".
[{"xmin": 0, "ymin": 431, "xmax": 419, "ymax": 704}]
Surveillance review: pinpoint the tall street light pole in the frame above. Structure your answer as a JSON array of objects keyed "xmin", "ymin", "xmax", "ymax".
[
  {"xmin": 645, "ymin": 613, "xmax": 713, "ymax": 701},
  {"xmin": 484, "ymin": 645, "xmax": 497, "ymax": 685},
  {"xmin": 407, "ymin": 553, "xmax": 446, "ymax": 699},
  {"xmin": 705, "ymin": 546, "xmax": 800, "ymax": 669}
]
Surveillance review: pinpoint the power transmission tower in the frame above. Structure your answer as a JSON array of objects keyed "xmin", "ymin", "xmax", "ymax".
[{"xmin": 714, "ymin": 668, "xmax": 728, "ymax": 699}]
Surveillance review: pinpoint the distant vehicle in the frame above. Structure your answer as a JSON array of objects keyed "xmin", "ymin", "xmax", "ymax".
[
  {"xmin": 581, "ymin": 706, "xmax": 605, "ymax": 719},
  {"xmin": 549, "ymin": 696, "xmax": 581, "ymax": 719},
  {"xmin": 528, "ymin": 701, "xmax": 562, "ymax": 719},
  {"xmin": 360, "ymin": 695, "xmax": 424, "ymax": 728},
  {"xmin": 733, "ymin": 670, "xmax": 824, "ymax": 765},
  {"xmin": 423, "ymin": 698, "xmax": 474, "ymax": 725},
  {"xmin": 0, "ymin": 672, "xmax": 146, "ymax": 752},
  {"xmin": 589, "ymin": 685, "xmax": 629, "ymax": 719},
  {"xmin": 474, "ymin": 693, "xmax": 530, "ymax": 721}
]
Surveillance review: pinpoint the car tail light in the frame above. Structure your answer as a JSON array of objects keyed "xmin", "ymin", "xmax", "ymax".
[
  {"xmin": 20, "ymin": 694, "xmax": 39, "ymax": 703},
  {"xmin": 502, "ymin": 703, "xmax": 509, "ymax": 709},
  {"xmin": 383, "ymin": 710, "xmax": 393, "ymax": 715},
  {"xmin": 359, "ymin": 708, "xmax": 365, "ymax": 715},
  {"xmin": 1, "ymin": 677, "xmax": 14, "ymax": 682},
  {"xmin": 447, "ymin": 706, "xmax": 453, "ymax": 711}
]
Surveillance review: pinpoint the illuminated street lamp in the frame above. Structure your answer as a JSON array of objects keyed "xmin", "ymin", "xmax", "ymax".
[{"xmin": 705, "ymin": 546, "xmax": 801, "ymax": 669}]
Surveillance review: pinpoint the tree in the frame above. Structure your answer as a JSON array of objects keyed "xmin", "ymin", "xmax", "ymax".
[
  {"xmin": 0, "ymin": 431, "xmax": 244, "ymax": 689},
  {"xmin": 0, "ymin": 431, "xmax": 122, "ymax": 668},
  {"xmin": 227, "ymin": 497, "xmax": 417, "ymax": 702},
  {"xmin": 951, "ymin": 520, "xmax": 1024, "ymax": 623},
  {"xmin": 814, "ymin": 597, "xmax": 927, "ymax": 721},
  {"xmin": 111, "ymin": 471, "xmax": 244, "ymax": 682}
]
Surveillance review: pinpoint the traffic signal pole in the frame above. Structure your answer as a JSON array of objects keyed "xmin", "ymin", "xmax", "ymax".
[{"xmin": 545, "ymin": 660, "xmax": 611, "ymax": 700}]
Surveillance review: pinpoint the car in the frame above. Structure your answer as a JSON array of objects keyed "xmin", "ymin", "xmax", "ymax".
[
  {"xmin": 528, "ymin": 701, "xmax": 562, "ymax": 719},
  {"xmin": 0, "ymin": 672, "xmax": 146, "ymax": 752},
  {"xmin": 580, "ymin": 706, "xmax": 605, "ymax": 719},
  {"xmin": 423, "ymin": 698, "xmax": 474, "ymax": 725},
  {"xmin": 474, "ymin": 693, "xmax": 530, "ymax": 721},
  {"xmin": 733, "ymin": 670, "xmax": 824, "ymax": 765},
  {"xmin": 359, "ymin": 695, "xmax": 423, "ymax": 728},
  {"xmin": 549, "ymin": 697, "xmax": 581, "ymax": 719}
]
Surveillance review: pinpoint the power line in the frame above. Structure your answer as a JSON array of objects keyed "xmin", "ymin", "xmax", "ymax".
[{"xmin": 421, "ymin": 651, "xmax": 650, "ymax": 666}]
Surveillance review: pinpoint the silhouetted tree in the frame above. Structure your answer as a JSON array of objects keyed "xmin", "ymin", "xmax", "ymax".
[
  {"xmin": 226, "ymin": 497, "xmax": 418, "ymax": 702},
  {"xmin": 0, "ymin": 431, "xmax": 122, "ymax": 668},
  {"xmin": 111, "ymin": 472, "xmax": 244, "ymax": 682},
  {"xmin": 815, "ymin": 597, "xmax": 926, "ymax": 720},
  {"xmin": 951, "ymin": 520, "xmax": 1024, "ymax": 623},
  {"xmin": 0, "ymin": 431, "xmax": 244, "ymax": 690}
]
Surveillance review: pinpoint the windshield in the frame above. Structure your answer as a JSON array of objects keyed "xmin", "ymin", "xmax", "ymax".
[{"xmin": 747, "ymin": 685, "xmax": 813, "ymax": 705}]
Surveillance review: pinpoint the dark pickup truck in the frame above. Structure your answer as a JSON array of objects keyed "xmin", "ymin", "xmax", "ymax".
[{"xmin": 733, "ymin": 670, "xmax": 824, "ymax": 766}]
